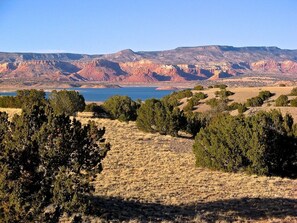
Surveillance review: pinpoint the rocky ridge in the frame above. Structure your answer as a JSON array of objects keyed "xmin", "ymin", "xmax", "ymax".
[{"xmin": 0, "ymin": 46, "xmax": 297, "ymax": 82}]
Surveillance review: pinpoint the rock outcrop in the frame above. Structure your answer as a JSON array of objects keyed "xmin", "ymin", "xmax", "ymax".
[{"xmin": 0, "ymin": 46, "xmax": 296, "ymax": 82}]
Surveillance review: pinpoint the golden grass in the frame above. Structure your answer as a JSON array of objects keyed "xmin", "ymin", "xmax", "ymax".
[
  {"xmin": 1, "ymin": 89, "xmax": 297, "ymax": 222},
  {"xmin": 183, "ymin": 86, "xmax": 297, "ymax": 121},
  {"xmin": 0, "ymin": 108, "xmax": 21, "ymax": 119},
  {"xmin": 74, "ymin": 116, "xmax": 297, "ymax": 222}
]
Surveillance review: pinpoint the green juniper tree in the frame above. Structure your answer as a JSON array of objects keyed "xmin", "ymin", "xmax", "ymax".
[{"xmin": 0, "ymin": 105, "xmax": 110, "ymax": 222}]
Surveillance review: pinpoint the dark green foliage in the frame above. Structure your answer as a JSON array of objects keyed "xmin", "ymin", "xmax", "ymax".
[
  {"xmin": 0, "ymin": 89, "xmax": 47, "ymax": 109},
  {"xmin": 290, "ymin": 87, "xmax": 297, "ymax": 96},
  {"xmin": 237, "ymin": 103, "xmax": 248, "ymax": 114},
  {"xmin": 162, "ymin": 89, "xmax": 193, "ymax": 107},
  {"xmin": 279, "ymin": 84, "xmax": 286, "ymax": 87},
  {"xmin": 228, "ymin": 102, "xmax": 248, "ymax": 114},
  {"xmin": 0, "ymin": 96, "xmax": 20, "ymax": 108},
  {"xmin": 183, "ymin": 99, "xmax": 194, "ymax": 112},
  {"xmin": 275, "ymin": 95, "xmax": 289, "ymax": 107},
  {"xmin": 208, "ymin": 85, "xmax": 214, "ymax": 89},
  {"xmin": 228, "ymin": 102, "xmax": 238, "ymax": 111},
  {"xmin": 193, "ymin": 85, "xmax": 204, "ymax": 90},
  {"xmin": 183, "ymin": 112, "xmax": 208, "ymax": 137},
  {"xmin": 246, "ymin": 96, "xmax": 263, "ymax": 107},
  {"xmin": 0, "ymin": 106, "xmax": 110, "ymax": 222},
  {"xmin": 102, "ymin": 95, "xmax": 139, "ymax": 121},
  {"xmin": 206, "ymin": 98, "xmax": 229, "ymax": 113},
  {"xmin": 258, "ymin": 91, "xmax": 274, "ymax": 101},
  {"xmin": 206, "ymin": 98, "xmax": 219, "ymax": 108},
  {"xmin": 84, "ymin": 103, "xmax": 108, "ymax": 117},
  {"xmin": 246, "ymin": 91, "xmax": 274, "ymax": 107},
  {"xmin": 49, "ymin": 90, "xmax": 85, "ymax": 116},
  {"xmin": 136, "ymin": 98, "xmax": 184, "ymax": 136},
  {"xmin": 16, "ymin": 89, "xmax": 47, "ymax": 110},
  {"xmin": 193, "ymin": 110, "xmax": 297, "ymax": 177},
  {"xmin": 215, "ymin": 89, "xmax": 234, "ymax": 99},
  {"xmin": 213, "ymin": 84, "xmax": 228, "ymax": 89},
  {"xmin": 290, "ymin": 98, "xmax": 297, "ymax": 107},
  {"xmin": 193, "ymin": 92, "xmax": 208, "ymax": 100}
]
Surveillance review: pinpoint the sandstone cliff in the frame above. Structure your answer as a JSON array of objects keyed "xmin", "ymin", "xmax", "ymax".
[{"xmin": 0, "ymin": 46, "xmax": 296, "ymax": 82}]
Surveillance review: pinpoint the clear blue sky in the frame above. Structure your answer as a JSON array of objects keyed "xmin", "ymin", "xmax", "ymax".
[{"xmin": 0, "ymin": 0, "xmax": 296, "ymax": 54}]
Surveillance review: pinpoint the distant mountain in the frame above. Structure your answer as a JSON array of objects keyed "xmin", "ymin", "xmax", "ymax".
[{"xmin": 1, "ymin": 46, "xmax": 297, "ymax": 82}]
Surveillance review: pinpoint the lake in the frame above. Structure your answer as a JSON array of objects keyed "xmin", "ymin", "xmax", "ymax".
[{"xmin": 0, "ymin": 87, "xmax": 175, "ymax": 101}]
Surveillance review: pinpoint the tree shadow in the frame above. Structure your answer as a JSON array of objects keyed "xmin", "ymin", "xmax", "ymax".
[{"xmin": 87, "ymin": 196, "xmax": 297, "ymax": 222}]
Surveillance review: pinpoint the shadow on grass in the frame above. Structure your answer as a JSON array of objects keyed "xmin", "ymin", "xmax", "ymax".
[{"xmin": 87, "ymin": 196, "xmax": 297, "ymax": 222}]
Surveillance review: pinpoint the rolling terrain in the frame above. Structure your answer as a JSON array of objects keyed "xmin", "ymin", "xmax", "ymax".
[
  {"xmin": 1, "ymin": 85, "xmax": 297, "ymax": 222},
  {"xmin": 1, "ymin": 46, "xmax": 297, "ymax": 84}
]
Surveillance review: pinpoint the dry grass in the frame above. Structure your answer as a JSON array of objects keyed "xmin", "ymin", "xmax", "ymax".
[
  {"xmin": 183, "ymin": 86, "xmax": 297, "ymax": 121},
  {"xmin": 0, "ymin": 108, "xmax": 21, "ymax": 119},
  {"xmin": 1, "ymin": 90, "xmax": 297, "ymax": 222},
  {"xmin": 74, "ymin": 116, "xmax": 297, "ymax": 222}
]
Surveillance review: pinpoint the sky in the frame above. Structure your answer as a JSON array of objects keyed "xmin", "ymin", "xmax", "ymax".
[{"xmin": 0, "ymin": 0, "xmax": 296, "ymax": 54}]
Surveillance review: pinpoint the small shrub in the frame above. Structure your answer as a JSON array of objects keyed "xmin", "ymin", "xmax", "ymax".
[
  {"xmin": 228, "ymin": 102, "xmax": 248, "ymax": 114},
  {"xmin": 290, "ymin": 98, "xmax": 297, "ymax": 107},
  {"xmin": 193, "ymin": 92, "xmax": 208, "ymax": 100},
  {"xmin": 84, "ymin": 103, "xmax": 107, "ymax": 117},
  {"xmin": 162, "ymin": 89, "xmax": 193, "ymax": 107},
  {"xmin": 290, "ymin": 87, "xmax": 297, "ymax": 96},
  {"xmin": 246, "ymin": 96, "xmax": 263, "ymax": 107},
  {"xmin": 103, "ymin": 95, "xmax": 138, "ymax": 121},
  {"xmin": 193, "ymin": 85, "xmax": 204, "ymax": 90},
  {"xmin": 215, "ymin": 89, "xmax": 234, "ymax": 99},
  {"xmin": 193, "ymin": 110, "xmax": 297, "ymax": 177},
  {"xmin": 258, "ymin": 91, "xmax": 274, "ymax": 101},
  {"xmin": 275, "ymin": 95, "xmax": 289, "ymax": 107},
  {"xmin": 183, "ymin": 99, "xmax": 194, "ymax": 112},
  {"xmin": 136, "ymin": 98, "xmax": 184, "ymax": 136},
  {"xmin": 213, "ymin": 84, "xmax": 228, "ymax": 89},
  {"xmin": 206, "ymin": 98, "xmax": 219, "ymax": 108}
]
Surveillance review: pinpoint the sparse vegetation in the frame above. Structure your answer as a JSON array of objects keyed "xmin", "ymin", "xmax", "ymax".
[
  {"xmin": 213, "ymin": 84, "xmax": 228, "ymax": 89},
  {"xmin": 215, "ymin": 89, "xmax": 234, "ymax": 99},
  {"xmin": 1, "ymin": 86, "xmax": 297, "ymax": 222}
]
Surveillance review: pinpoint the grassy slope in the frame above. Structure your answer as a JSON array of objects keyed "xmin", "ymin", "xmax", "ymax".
[
  {"xmin": 1, "ymin": 87, "xmax": 297, "ymax": 222},
  {"xmin": 180, "ymin": 86, "xmax": 297, "ymax": 121},
  {"xmin": 76, "ymin": 117, "xmax": 297, "ymax": 222}
]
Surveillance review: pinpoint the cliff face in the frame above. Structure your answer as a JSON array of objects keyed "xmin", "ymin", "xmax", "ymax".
[{"xmin": 0, "ymin": 46, "xmax": 296, "ymax": 82}]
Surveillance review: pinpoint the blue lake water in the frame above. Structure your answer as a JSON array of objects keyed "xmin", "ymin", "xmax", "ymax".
[{"xmin": 0, "ymin": 87, "xmax": 175, "ymax": 101}]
